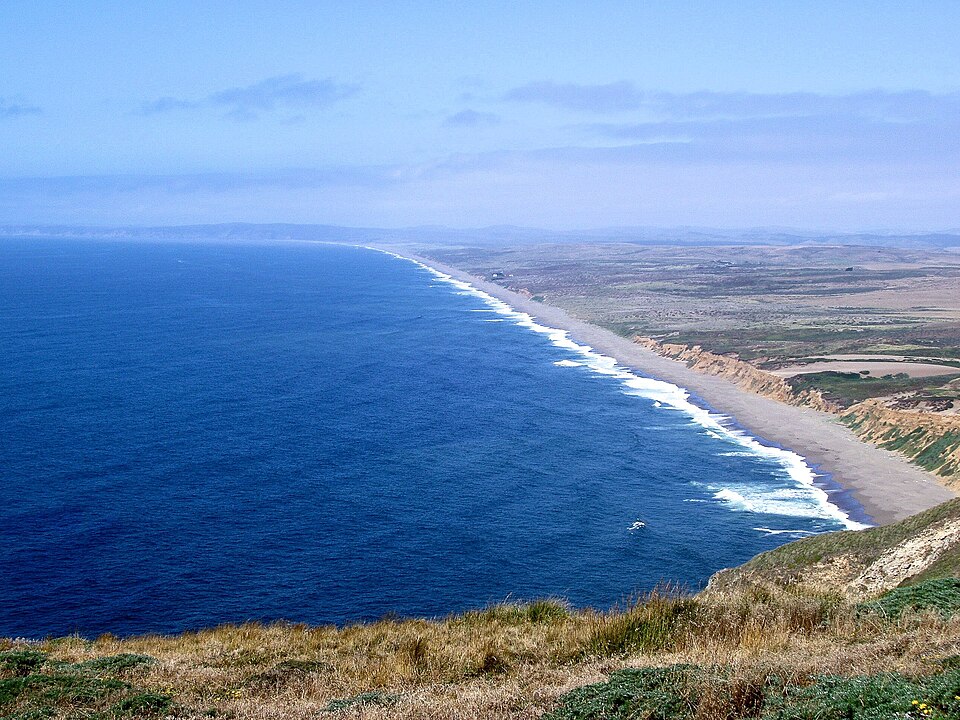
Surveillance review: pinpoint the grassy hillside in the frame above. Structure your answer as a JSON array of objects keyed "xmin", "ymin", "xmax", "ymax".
[
  {"xmin": 5, "ymin": 501, "xmax": 960, "ymax": 719},
  {"xmin": 711, "ymin": 497, "xmax": 960, "ymax": 594}
]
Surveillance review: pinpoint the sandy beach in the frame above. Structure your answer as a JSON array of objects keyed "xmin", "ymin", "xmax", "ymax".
[{"xmin": 401, "ymin": 251, "xmax": 956, "ymax": 526}]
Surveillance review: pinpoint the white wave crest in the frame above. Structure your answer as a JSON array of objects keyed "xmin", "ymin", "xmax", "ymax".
[
  {"xmin": 753, "ymin": 527, "xmax": 819, "ymax": 536},
  {"xmin": 367, "ymin": 247, "xmax": 869, "ymax": 531}
]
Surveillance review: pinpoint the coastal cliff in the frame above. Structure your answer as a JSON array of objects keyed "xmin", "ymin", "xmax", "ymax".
[
  {"xmin": 842, "ymin": 400, "xmax": 960, "ymax": 487},
  {"xmin": 632, "ymin": 337, "xmax": 838, "ymax": 412},
  {"xmin": 634, "ymin": 336, "xmax": 960, "ymax": 487}
]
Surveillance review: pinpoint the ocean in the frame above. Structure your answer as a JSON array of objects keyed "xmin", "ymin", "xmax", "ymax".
[{"xmin": 0, "ymin": 238, "xmax": 865, "ymax": 638}]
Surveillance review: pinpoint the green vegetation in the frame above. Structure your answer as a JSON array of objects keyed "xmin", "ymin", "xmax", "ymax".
[
  {"xmin": 859, "ymin": 578, "xmax": 960, "ymax": 619},
  {"xmin": 67, "ymin": 654, "xmax": 154, "ymax": 675},
  {"xmin": 0, "ymin": 651, "xmax": 168, "ymax": 719},
  {"xmin": 545, "ymin": 665, "xmax": 711, "ymax": 720},
  {"xmin": 547, "ymin": 664, "xmax": 960, "ymax": 720},
  {"xmin": 907, "ymin": 431, "xmax": 960, "ymax": 476},
  {"xmin": 458, "ymin": 598, "xmax": 571, "ymax": 626},
  {"xmin": 582, "ymin": 592, "xmax": 696, "ymax": 657},
  {"xmin": 788, "ymin": 371, "xmax": 960, "ymax": 408},
  {"xmin": 0, "ymin": 653, "xmax": 46, "ymax": 677}
]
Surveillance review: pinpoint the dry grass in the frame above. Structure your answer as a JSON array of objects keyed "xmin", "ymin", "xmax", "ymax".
[{"xmin": 4, "ymin": 587, "xmax": 960, "ymax": 719}]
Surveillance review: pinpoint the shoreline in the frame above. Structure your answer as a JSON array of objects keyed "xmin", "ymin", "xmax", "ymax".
[{"xmin": 387, "ymin": 247, "xmax": 956, "ymax": 526}]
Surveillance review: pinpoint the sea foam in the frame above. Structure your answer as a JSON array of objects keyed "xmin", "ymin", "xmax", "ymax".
[{"xmin": 369, "ymin": 247, "xmax": 869, "ymax": 531}]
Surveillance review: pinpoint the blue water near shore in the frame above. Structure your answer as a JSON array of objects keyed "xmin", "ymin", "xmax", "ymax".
[{"xmin": 0, "ymin": 238, "xmax": 865, "ymax": 638}]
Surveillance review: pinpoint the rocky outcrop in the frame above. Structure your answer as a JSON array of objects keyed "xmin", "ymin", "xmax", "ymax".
[
  {"xmin": 848, "ymin": 517, "xmax": 960, "ymax": 596},
  {"xmin": 633, "ymin": 336, "xmax": 838, "ymax": 413},
  {"xmin": 712, "ymin": 516, "xmax": 960, "ymax": 600},
  {"xmin": 708, "ymin": 498, "xmax": 960, "ymax": 599}
]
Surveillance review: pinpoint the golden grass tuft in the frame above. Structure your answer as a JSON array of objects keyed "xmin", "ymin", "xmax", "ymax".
[{"xmin": 4, "ymin": 589, "xmax": 960, "ymax": 718}]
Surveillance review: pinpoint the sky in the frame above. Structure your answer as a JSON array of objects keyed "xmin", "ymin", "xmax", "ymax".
[{"xmin": 1, "ymin": 1, "xmax": 959, "ymax": 231}]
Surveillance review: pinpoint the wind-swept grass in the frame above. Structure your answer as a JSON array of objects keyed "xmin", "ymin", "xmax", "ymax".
[
  {"xmin": 4, "ymin": 584, "xmax": 960, "ymax": 719},
  {"xmin": 9, "ymin": 502, "xmax": 960, "ymax": 718}
]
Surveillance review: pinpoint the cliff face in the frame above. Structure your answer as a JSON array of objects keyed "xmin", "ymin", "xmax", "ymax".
[
  {"xmin": 634, "ymin": 336, "xmax": 960, "ymax": 486},
  {"xmin": 708, "ymin": 498, "xmax": 960, "ymax": 599},
  {"xmin": 633, "ymin": 337, "xmax": 838, "ymax": 412},
  {"xmin": 842, "ymin": 400, "xmax": 960, "ymax": 488}
]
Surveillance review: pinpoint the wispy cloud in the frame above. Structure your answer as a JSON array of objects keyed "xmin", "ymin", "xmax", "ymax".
[
  {"xmin": 141, "ymin": 74, "xmax": 359, "ymax": 120},
  {"xmin": 503, "ymin": 82, "xmax": 960, "ymax": 122},
  {"xmin": 443, "ymin": 109, "xmax": 500, "ymax": 128},
  {"xmin": 580, "ymin": 113, "xmax": 960, "ymax": 163},
  {"xmin": 642, "ymin": 89, "xmax": 960, "ymax": 122},
  {"xmin": 504, "ymin": 81, "xmax": 642, "ymax": 113},
  {"xmin": 141, "ymin": 97, "xmax": 197, "ymax": 114},
  {"xmin": 0, "ymin": 97, "xmax": 41, "ymax": 118}
]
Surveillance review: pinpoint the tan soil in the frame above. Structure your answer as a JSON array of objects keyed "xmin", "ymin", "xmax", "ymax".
[{"xmin": 771, "ymin": 361, "xmax": 960, "ymax": 378}]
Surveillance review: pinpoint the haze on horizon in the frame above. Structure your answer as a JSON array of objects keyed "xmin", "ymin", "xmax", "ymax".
[{"xmin": 1, "ymin": 1, "xmax": 958, "ymax": 232}]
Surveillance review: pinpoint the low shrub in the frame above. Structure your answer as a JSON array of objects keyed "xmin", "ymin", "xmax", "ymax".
[
  {"xmin": 859, "ymin": 578, "xmax": 960, "ymax": 619},
  {"xmin": 545, "ymin": 664, "xmax": 705, "ymax": 720},
  {"xmin": 549, "ymin": 666, "xmax": 960, "ymax": 720},
  {"xmin": 71, "ymin": 653, "xmax": 155, "ymax": 675},
  {"xmin": 765, "ymin": 670, "xmax": 960, "ymax": 719},
  {"xmin": 0, "ymin": 652, "xmax": 47, "ymax": 678},
  {"xmin": 110, "ymin": 691, "xmax": 172, "ymax": 717},
  {"xmin": 323, "ymin": 690, "xmax": 398, "ymax": 712}
]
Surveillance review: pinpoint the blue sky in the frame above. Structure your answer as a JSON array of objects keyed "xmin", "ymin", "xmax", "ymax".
[{"xmin": 1, "ymin": 1, "xmax": 959, "ymax": 230}]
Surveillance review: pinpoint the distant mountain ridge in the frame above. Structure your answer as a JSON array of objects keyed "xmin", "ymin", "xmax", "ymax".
[{"xmin": 3, "ymin": 222, "xmax": 960, "ymax": 248}]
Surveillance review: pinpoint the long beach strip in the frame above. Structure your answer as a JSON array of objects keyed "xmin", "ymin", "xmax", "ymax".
[{"xmin": 375, "ymin": 247, "xmax": 956, "ymax": 526}]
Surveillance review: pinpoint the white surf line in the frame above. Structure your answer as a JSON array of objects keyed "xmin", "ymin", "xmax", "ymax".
[
  {"xmin": 753, "ymin": 527, "xmax": 819, "ymax": 536},
  {"xmin": 366, "ymin": 246, "xmax": 870, "ymax": 531}
]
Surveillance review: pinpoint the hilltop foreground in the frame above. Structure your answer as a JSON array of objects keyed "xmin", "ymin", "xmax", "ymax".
[{"xmin": 5, "ymin": 500, "xmax": 960, "ymax": 719}]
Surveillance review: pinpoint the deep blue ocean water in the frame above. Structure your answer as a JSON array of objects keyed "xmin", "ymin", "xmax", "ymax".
[{"xmin": 0, "ymin": 239, "xmax": 864, "ymax": 638}]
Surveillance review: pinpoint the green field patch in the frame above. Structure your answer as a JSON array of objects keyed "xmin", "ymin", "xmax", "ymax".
[
  {"xmin": 0, "ymin": 651, "xmax": 166, "ymax": 720},
  {"xmin": 858, "ymin": 578, "xmax": 960, "ymax": 619},
  {"xmin": 547, "ymin": 664, "xmax": 960, "ymax": 720},
  {"xmin": 790, "ymin": 371, "xmax": 960, "ymax": 408}
]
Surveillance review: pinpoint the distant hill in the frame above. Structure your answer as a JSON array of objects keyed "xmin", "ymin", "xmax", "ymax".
[{"xmin": 3, "ymin": 222, "xmax": 960, "ymax": 248}]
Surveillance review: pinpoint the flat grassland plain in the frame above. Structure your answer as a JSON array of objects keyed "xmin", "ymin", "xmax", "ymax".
[
  {"xmin": 414, "ymin": 243, "xmax": 960, "ymax": 370},
  {"xmin": 401, "ymin": 242, "xmax": 960, "ymax": 524}
]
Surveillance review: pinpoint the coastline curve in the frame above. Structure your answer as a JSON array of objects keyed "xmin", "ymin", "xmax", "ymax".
[{"xmin": 368, "ymin": 245, "xmax": 871, "ymax": 532}]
